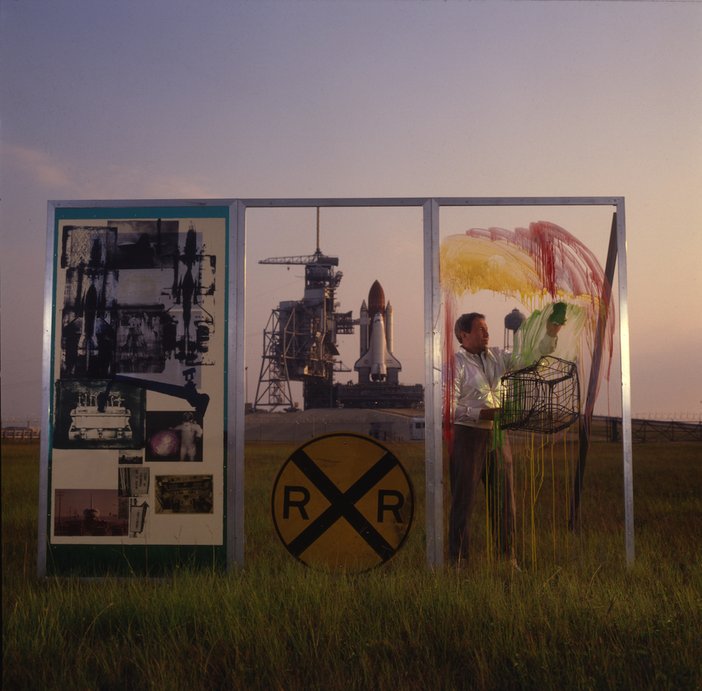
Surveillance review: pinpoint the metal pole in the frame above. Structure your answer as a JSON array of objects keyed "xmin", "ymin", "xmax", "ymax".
[
  {"xmin": 228, "ymin": 200, "xmax": 246, "ymax": 569},
  {"xmin": 616, "ymin": 200, "xmax": 635, "ymax": 564},
  {"xmin": 423, "ymin": 199, "xmax": 443, "ymax": 567},
  {"xmin": 37, "ymin": 202, "xmax": 57, "ymax": 577}
]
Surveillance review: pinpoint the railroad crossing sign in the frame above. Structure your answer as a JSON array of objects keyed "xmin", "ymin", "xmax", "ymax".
[{"xmin": 271, "ymin": 433, "xmax": 414, "ymax": 572}]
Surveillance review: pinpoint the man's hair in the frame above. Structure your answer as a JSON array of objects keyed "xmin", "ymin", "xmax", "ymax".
[{"xmin": 454, "ymin": 312, "xmax": 485, "ymax": 342}]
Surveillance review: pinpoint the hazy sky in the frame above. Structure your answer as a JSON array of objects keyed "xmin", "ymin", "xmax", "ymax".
[{"xmin": 1, "ymin": 0, "xmax": 701, "ymax": 422}]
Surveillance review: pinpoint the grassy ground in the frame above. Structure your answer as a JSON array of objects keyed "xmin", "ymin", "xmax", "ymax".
[{"xmin": 2, "ymin": 439, "xmax": 701, "ymax": 690}]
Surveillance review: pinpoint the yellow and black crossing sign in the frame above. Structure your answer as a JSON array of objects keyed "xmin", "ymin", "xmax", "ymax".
[{"xmin": 271, "ymin": 433, "xmax": 414, "ymax": 572}]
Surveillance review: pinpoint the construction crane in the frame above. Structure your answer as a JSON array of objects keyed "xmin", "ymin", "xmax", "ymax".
[
  {"xmin": 259, "ymin": 249, "xmax": 338, "ymax": 267},
  {"xmin": 259, "ymin": 209, "xmax": 340, "ymax": 268}
]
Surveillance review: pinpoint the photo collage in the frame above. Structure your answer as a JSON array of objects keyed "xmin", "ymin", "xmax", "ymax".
[{"xmin": 49, "ymin": 212, "xmax": 226, "ymax": 546}]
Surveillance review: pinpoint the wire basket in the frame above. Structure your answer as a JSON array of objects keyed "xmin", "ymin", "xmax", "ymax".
[{"xmin": 499, "ymin": 356, "xmax": 580, "ymax": 433}]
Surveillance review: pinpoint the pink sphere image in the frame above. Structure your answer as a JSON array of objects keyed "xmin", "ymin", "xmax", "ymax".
[{"xmin": 149, "ymin": 429, "xmax": 179, "ymax": 457}]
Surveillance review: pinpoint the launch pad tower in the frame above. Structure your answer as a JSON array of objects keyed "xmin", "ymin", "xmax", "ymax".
[
  {"xmin": 253, "ymin": 228, "xmax": 354, "ymax": 411},
  {"xmin": 253, "ymin": 211, "xmax": 423, "ymax": 411}
]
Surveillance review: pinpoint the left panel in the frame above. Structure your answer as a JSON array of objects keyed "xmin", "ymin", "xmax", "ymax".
[{"xmin": 39, "ymin": 201, "xmax": 232, "ymax": 576}]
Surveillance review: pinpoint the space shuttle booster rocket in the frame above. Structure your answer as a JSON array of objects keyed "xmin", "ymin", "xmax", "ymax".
[{"xmin": 354, "ymin": 280, "xmax": 401, "ymax": 384}]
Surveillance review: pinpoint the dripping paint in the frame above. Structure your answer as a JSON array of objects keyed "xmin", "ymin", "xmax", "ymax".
[
  {"xmin": 441, "ymin": 220, "xmax": 615, "ymax": 567},
  {"xmin": 442, "ymin": 221, "xmax": 615, "ymax": 429}
]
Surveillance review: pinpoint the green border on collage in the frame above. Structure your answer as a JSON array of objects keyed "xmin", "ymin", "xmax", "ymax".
[{"xmin": 46, "ymin": 205, "xmax": 229, "ymax": 576}]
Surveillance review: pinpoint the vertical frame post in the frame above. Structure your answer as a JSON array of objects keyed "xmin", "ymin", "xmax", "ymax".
[
  {"xmin": 37, "ymin": 202, "xmax": 58, "ymax": 578},
  {"xmin": 616, "ymin": 200, "xmax": 635, "ymax": 564},
  {"xmin": 423, "ymin": 199, "xmax": 443, "ymax": 567},
  {"xmin": 227, "ymin": 200, "xmax": 247, "ymax": 568}
]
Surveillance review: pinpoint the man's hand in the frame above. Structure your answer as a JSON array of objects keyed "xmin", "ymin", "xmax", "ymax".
[{"xmin": 545, "ymin": 320, "xmax": 563, "ymax": 337}]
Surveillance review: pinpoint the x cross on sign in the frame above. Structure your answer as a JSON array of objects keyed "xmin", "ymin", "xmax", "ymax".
[{"xmin": 272, "ymin": 434, "xmax": 414, "ymax": 572}]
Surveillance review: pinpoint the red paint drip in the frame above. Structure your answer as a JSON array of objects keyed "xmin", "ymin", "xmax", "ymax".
[
  {"xmin": 443, "ymin": 294, "xmax": 456, "ymax": 450},
  {"xmin": 532, "ymin": 223, "xmax": 558, "ymax": 297},
  {"xmin": 446, "ymin": 221, "xmax": 616, "ymax": 424}
]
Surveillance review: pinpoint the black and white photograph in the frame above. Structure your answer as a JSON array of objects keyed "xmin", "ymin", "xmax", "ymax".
[
  {"xmin": 155, "ymin": 475, "xmax": 213, "ymax": 514},
  {"xmin": 114, "ymin": 307, "xmax": 171, "ymax": 374},
  {"xmin": 60, "ymin": 227, "xmax": 120, "ymax": 379},
  {"xmin": 53, "ymin": 489, "xmax": 128, "ymax": 537},
  {"xmin": 118, "ymin": 452, "xmax": 143, "ymax": 465},
  {"xmin": 118, "ymin": 467, "xmax": 150, "ymax": 497},
  {"xmin": 128, "ymin": 499, "xmax": 149, "ymax": 537},
  {"xmin": 111, "ymin": 219, "xmax": 180, "ymax": 269},
  {"xmin": 60, "ymin": 225, "xmax": 118, "ymax": 270},
  {"xmin": 113, "ymin": 221, "xmax": 218, "ymax": 369},
  {"xmin": 145, "ymin": 410, "xmax": 204, "ymax": 461},
  {"xmin": 53, "ymin": 379, "xmax": 145, "ymax": 449},
  {"xmin": 60, "ymin": 219, "xmax": 218, "ymax": 378}
]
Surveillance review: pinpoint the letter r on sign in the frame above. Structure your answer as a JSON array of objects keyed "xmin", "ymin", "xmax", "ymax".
[
  {"xmin": 377, "ymin": 489, "xmax": 404, "ymax": 522},
  {"xmin": 283, "ymin": 485, "xmax": 310, "ymax": 520}
]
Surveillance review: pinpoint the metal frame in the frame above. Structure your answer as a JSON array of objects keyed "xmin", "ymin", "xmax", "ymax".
[
  {"xmin": 237, "ymin": 196, "xmax": 632, "ymax": 568},
  {"xmin": 39, "ymin": 198, "xmax": 240, "ymax": 576},
  {"xmin": 40, "ymin": 196, "xmax": 632, "ymax": 574},
  {"xmin": 230, "ymin": 200, "xmax": 247, "ymax": 567}
]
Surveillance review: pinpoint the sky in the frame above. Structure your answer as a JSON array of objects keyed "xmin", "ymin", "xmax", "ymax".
[{"xmin": 1, "ymin": 0, "xmax": 701, "ymax": 424}]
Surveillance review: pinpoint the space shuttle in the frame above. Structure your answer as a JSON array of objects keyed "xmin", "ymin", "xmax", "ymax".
[{"xmin": 354, "ymin": 280, "xmax": 402, "ymax": 384}]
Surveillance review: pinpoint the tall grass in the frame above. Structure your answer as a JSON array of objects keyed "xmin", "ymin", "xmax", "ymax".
[{"xmin": 3, "ymin": 439, "xmax": 701, "ymax": 690}]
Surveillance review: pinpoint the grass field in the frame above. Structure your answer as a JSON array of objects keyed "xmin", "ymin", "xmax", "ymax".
[{"xmin": 2, "ymin": 439, "xmax": 701, "ymax": 690}]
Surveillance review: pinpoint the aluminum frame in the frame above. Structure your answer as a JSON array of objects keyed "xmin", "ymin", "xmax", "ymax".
[
  {"xmin": 39, "ymin": 199, "xmax": 240, "ymax": 576},
  {"xmin": 237, "ymin": 196, "xmax": 632, "ymax": 567},
  {"xmin": 39, "ymin": 196, "xmax": 632, "ymax": 573}
]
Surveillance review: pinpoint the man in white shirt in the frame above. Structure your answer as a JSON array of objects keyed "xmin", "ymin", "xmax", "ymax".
[{"xmin": 449, "ymin": 311, "xmax": 562, "ymax": 566}]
